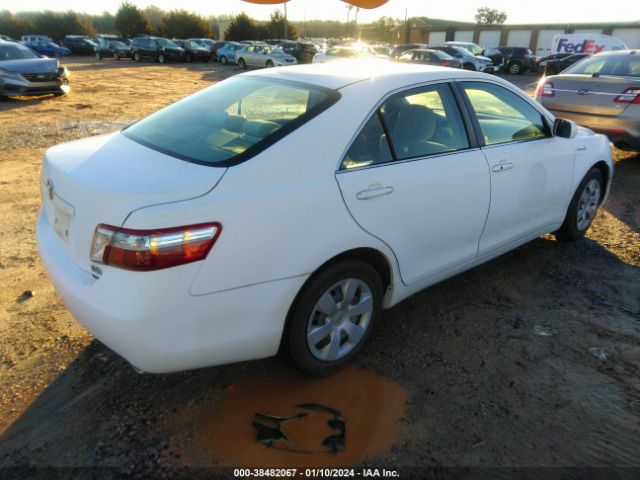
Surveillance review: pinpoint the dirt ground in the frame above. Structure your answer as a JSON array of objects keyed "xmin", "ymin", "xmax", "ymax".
[{"xmin": 0, "ymin": 57, "xmax": 639, "ymax": 478}]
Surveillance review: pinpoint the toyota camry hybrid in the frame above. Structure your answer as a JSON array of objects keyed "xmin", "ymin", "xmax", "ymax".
[{"xmin": 37, "ymin": 61, "xmax": 613, "ymax": 376}]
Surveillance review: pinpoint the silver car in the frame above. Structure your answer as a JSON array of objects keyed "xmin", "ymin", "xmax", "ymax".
[
  {"xmin": 236, "ymin": 45, "xmax": 297, "ymax": 69},
  {"xmin": 535, "ymin": 50, "xmax": 640, "ymax": 151}
]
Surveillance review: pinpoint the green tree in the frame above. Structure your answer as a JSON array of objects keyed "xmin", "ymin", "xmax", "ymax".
[
  {"xmin": 115, "ymin": 2, "xmax": 151, "ymax": 37},
  {"xmin": 27, "ymin": 11, "xmax": 94, "ymax": 40},
  {"xmin": 224, "ymin": 12, "xmax": 257, "ymax": 41},
  {"xmin": 144, "ymin": 5, "xmax": 165, "ymax": 34},
  {"xmin": 91, "ymin": 11, "xmax": 115, "ymax": 33},
  {"xmin": 474, "ymin": 7, "xmax": 507, "ymax": 25},
  {"xmin": 266, "ymin": 9, "xmax": 297, "ymax": 40},
  {"xmin": 158, "ymin": 10, "xmax": 210, "ymax": 39},
  {"xmin": 0, "ymin": 11, "xmax": 33, "ymax": 39}
]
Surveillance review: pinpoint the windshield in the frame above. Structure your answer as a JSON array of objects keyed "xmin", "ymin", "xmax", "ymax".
[
  {"xmin": 0, "ymin": 43, "xmax": 40, "ymax": 60},
  {"xmin": 452, "ymin": 47, "xmax": 473, "ymax": 57},
  {"xmin": 123, "ymin": 77, "xmax": 339, "ymax": 166},
  {"xmin": 270, "ymin": 47, "xmax": 285, "ymax": 55},
  {"xmin": 564, "ymin": 54, "xmax": 639, "ymax": 77}
]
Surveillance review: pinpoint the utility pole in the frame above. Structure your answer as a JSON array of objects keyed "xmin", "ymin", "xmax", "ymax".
[
  {"xmin": 346, "ymin": 5, "xmax": 353, "ymax": 38},
  {"xmin": 354, "ymin": 7, "xmax": 360, "ymax": 40},
  {"xmin": 284, "ymin": 2, "xmax": 288, "ymax": 39}
]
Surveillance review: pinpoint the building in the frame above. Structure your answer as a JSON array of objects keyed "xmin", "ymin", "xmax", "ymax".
[{"xmin": 390, "ymin": 18, "xmax": 640, "ymax": 54}]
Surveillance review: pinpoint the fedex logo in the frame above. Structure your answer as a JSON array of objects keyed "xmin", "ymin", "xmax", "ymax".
[{"xmin": 557, "ymin": 38, "xmax": 605, "ymax": 54}]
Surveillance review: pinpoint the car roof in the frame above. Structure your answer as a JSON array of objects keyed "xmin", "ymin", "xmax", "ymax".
[{"xmin": 240, "ymin": 60, "xmax": 497, "ymax": 90}]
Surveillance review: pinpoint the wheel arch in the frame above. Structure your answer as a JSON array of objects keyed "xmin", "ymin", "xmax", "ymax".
[
  {"xmin": 592, "ymin": 160, "xmax": 611, "ymax": 203},
  {"xmin": 278, "ymin": 247, "xmax": 395, "ymax": 353}
]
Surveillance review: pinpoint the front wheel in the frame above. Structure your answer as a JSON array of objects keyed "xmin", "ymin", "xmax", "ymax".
[
  {"xmin": 219, "ymin": 55, "xmax": 227, "ymax": 65},
  {"xmin": 134, "ymin": 52, "xmax": 141, "ymax": 62},
  {"xmin": 158, "ymin": 54, "xmax": 165, "ymax": 64},
  {"xmin": 238, "ymin": 58, "xmax": 246, "ymax": 69},
  {"xmin": 95, "ymin": 52, "xmax": 101, "ymax": 60},
  {"xmin": 266, "ymin": 60, "xmax": 274, "ymax": 68},
  {"xmin": 508, "ymin": 61, "xmax": 522, "ymax": 74},
  {"xmin": 462, "ymin": 63, "xmax": 476, "ymax": 71},
  {"xmin": 286, "ymin": 260, "xmax": 383, "ymax": 376},
  {"xmin": 555, "ymin": 167, "xmax": 604, "ymax": 241}
]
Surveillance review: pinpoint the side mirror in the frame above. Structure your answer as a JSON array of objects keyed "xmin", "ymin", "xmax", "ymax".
[{"xmin": 553, "ymin": 118, "xmax": 577, "ymax": 139}]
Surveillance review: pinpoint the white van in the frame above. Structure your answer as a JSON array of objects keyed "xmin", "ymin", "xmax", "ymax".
[{"xmin": 552, "ymin": 34, "xmax": 628, "ymax": 54}]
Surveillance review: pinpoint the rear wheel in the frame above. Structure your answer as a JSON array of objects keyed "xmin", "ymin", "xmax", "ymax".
[
  {"xmin": 286, "ymin": 260, "xmax": 383, "ymax": 376},
  {"xmin": 220, "ymin": 55, "xmax": 227, "ymax": 65},
  {"xmin": 555, "ymin": 167, "xmax": 604, "ymax": 241},
  {"xmin": 158, "ymin": 54, "xmax": 165, "ymax": 64},
  {"xmin": 508, "ymin": 61, "xmax": 522, "ymax": 74},
  {"xmin": 134, "ymin": 52, "xmax": 141, "ymax": 62},
  {"xmin": 238, "ymin": 58, "xmax": 246, "ymax": 69},
  {"xmin": 462, "ymin": 63, "xmax": 476, "ymax": 71},
  {"xmin": 266, "ymin": 60, "xmax": 274, "ymax": 68},
  {"xmin": 186, "ymin": 54, "xmax": 192, "ymax": 63},
  {"xmin": 95, "ymin": 52, "xmax": 101, "ymax": 60}
]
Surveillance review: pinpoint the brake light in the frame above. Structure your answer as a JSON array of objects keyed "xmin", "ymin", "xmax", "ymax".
[
  {"xmin": 613, "ymin": 88, "xmax": 640, "ymax": 104},
  {"xmin": 442, "ymin": 59, "xmax": 450, "ymax": 66},
  {"xmin": 535, "ymin": 81, "xmax": 554, "ymax": 97},
  {"xmin": 90, "ymin": 223, "xmax": 221, "ymax": 271}
]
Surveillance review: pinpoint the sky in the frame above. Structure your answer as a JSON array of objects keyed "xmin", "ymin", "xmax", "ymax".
[{"xmin": 7, "ymin": 0, "xmax": 640, "ymax": 24}]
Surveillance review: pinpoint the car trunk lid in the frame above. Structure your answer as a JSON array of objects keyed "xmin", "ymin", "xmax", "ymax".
[
  {"xmin": 541, "ymin": 74, "xmax": 640, "ymax": 116},
  {"xmin": 41, "ymin": 132, "xmax": 226, "ymax": 273}
]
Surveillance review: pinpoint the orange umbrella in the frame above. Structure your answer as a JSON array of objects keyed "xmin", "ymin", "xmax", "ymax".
[{"xmin": 242, "ymin": 0, "xmax": 388, "ymax": 8}]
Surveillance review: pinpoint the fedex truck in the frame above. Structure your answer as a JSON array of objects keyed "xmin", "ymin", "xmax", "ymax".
[{"xmin": 552, "ymin": 34, "xmax": 628, "ymax": 54}]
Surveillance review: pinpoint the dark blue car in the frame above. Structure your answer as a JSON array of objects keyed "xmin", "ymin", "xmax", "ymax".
[{"xmin": 24, "ymin": 40, "xmax": 71, "ymax": 57}]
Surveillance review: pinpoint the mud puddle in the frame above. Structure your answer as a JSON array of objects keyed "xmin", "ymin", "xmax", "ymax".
[{"xmin": 194, "ymin": 363, "xmax": 406, "ymax": 467}]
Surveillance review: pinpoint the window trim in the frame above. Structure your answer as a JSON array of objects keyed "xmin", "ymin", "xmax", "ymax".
[
  {"xmin": 123, "ymin": 77, "xmax": 341, "ymax": 168},
  {"xmin": 336, "ymin": 80, "xmax": 478, "ymax": 173},
  {"xmin": 455, "ymin": 79, "xmax": 556, "ymax": 148}
]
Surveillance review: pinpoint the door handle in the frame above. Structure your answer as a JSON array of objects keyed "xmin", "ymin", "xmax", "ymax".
[
  {"xmin": 491, "ymin": 162, "xmax": 514, "ymax": 172},
  {"xmin": 356, "ymin": 186, "xmax": 394, "ymax": 200}
]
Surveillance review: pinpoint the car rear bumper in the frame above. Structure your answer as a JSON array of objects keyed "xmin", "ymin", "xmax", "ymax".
[
  {"xmin": 37, "ymin": 210, "xmax": 307, "ymax": 373},
  {"xmin": 546, "ymin": 108, "xmax": 640, "ymax": 150}
]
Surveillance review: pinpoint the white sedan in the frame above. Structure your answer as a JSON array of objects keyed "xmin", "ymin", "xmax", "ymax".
[{"xmin": 37, "ymin": 61, "xmax": 613, "ymax": 376}]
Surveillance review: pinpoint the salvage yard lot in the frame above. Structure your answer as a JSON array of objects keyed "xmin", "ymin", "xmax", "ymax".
[{"xmin": 0, "ymin": 58, "xmax": 639, "ymax": 474}]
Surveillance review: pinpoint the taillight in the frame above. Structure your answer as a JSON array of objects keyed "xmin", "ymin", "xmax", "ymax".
[
  {"xmin": 535, "ymin": 81, "xmax": 554, "ymax": 97},
  {"xmin": 442, "ymin": 59, "xmax": 450, "ymax": 66},
  {"xmin": 90, "ymin": 223, "xmax": 221, "ymax": 271},
  {"xmin": 613, "ymin": 88, "xmax": 640, "ymax": 104}
]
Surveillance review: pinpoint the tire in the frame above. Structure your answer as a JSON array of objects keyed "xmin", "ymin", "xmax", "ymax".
[
  {"xmin": 95, "ymin": 52, "xmax": 101, "ymax": 60},
  {"xmin": 285, "ymin": 260, "xmax": 383, "ymax": 376},
  {"xmin": 220, "ymin": 55, "xmax": 227, "ymax": 65},
  {"xmin": 238, "ymin": 58, "xmax": 246, "ymax": 69},
  {"xmin": 186, "ymin": 54, "xmax": 192, "ymax": 63},
  {"xmin": 462, "ymin": 63, "xmax": 476, "ymax": 71},
  {"xmin": 134, "ymin": 52, "xmax": 141, "ymax": 62},
  {"xmin": 508, "ymin": 61, "xmax": 522, "ymax": 74},
  {"xmin": 266, "ymin": 60, "xmax": 274, "ymax": 68},
  {"xmin": 158, "ymin": 54, "xmax": 165, "ymax": 64},
  {"xmin": 555, "ymin": 167, "xmax": 604, "ymax": 241}
]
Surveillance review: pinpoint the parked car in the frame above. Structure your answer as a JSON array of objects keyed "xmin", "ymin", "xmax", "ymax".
[
  {"xmin": 444, "ymin": 41, "xmax": 483, "ymax": 56},
  {"xmin": 62, "ymin": 35, "xmax": 97, "ymax": 55},
  {"xmin": 312, "ymin": 45, "xmax": 376, "ymax": 63},
  {"xmin": 428, "ymin": 45, "xmax": 495, "ymax": 72},
  {"xmin": 95, "ymin": 39, "xmax": 130, "ymax": 60},
  {"xmin": 187, "ymin": 38, "xmax": 224, "ymax": 60},
  {"xmin": 130, "ymin": 37, "xmax": 185, "ymax": 63},
  {"xmin": 236, "ymin": 44, "xmax": 297, "ymax": 69},
  {"xmin": 390, "ymin": 43, "xmax": 427, "ymax": 59},
  {"xmin": 37, "ymin": 62, "xmax": 612, "ymax": 376},
  {"xmin": 278, "ymin": 41, "xmax": 318, "ymax": 64},
  {"xmin": 535, "ymin": 50, "xmax": 640, "ymax": 151},
  {"xmin": 0, "ymin": 34, "xmax": 15, "ymax": 42},
  {"xmin": 543, "ymin": 53, "xmax": 590, "ymax": 75},
  {"xmin": 174, "ymin": 40, "xmax": 210, "ymax": 62},
  {"xmin": 537, "ymin": 52, "xmax": 572, "ymax": 65},
  {"xmin": 95, "ymin": 34, "xmax": 130, "ymax": 46},
  {"xmin": 483, "ymin": 47, "xmax": 538, "ymax": 74},
  {"xmin": 397, "ymin": 48, "xmax": 461, "ymax": 68},
  {"xmin": 0, "ymin": 40, "xmax": 69, "ymax": 97},
  {"xmin": 23, "ymin": 40, "xmax": 70, "ymax": 58},
  {"xmin": 215, "ymin": 42, "xmax": 243, "ymax": 65},
  {"xmin": 21, "ymin": 35, "xmax": 51, "ymax": 43}
]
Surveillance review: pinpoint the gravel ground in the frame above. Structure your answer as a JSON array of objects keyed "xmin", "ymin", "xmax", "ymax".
[{"xmin": 0, "ymin": 58, "xmax": 638, "ymax": 478}]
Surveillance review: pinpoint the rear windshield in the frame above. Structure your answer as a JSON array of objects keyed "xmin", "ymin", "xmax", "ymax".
[
  {"xmin": 123, "ymin": 76, "xmax": 339, "ymax": 167},
  {"xmin": 565, "ymin": 54, "xmax": 640, "ymax": 77}
]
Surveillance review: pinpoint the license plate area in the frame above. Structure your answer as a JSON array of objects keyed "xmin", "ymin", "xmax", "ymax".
[{"xmin": 46, "ymin": 192, "xmax": 75, "ymax": 242}]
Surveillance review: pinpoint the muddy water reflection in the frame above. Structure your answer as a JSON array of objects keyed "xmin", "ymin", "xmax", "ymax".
[{"xmin": 200, "ymin": 364, "xmax": 406, "ymax": 467}]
